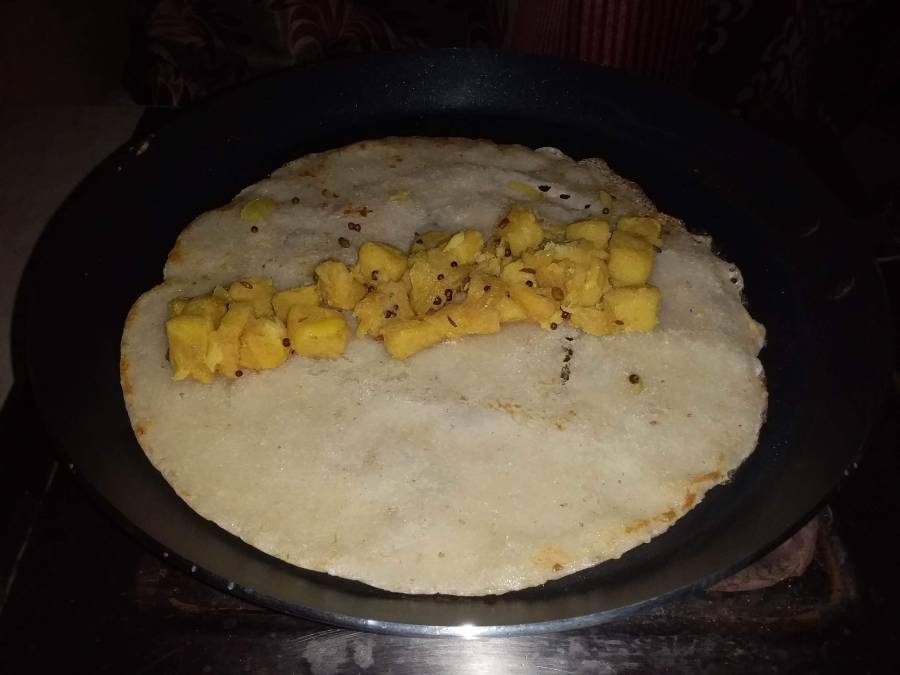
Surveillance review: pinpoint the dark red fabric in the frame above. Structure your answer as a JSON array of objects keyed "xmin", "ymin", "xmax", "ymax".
[{"xmin": 504, "ymin": 0, "xmax": 705, "ymax": 82}]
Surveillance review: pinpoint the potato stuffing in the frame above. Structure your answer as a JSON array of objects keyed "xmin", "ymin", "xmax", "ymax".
[{"xmin": 164, "ymin": 206, "xmax": 663, "ymax": 382}]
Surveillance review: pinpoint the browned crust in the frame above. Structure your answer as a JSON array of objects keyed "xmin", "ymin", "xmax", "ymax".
[
  {"xmin": 532, "ymin": 545, "xmax": 570, "ymax": 572},
  {"xmin": 624, "ymin": 518, "xmax": 650, "ymax": 534},
  {"xmin": 120, "ymin": 356, "xmax": 132, "ymax": 396},
  {"xmin": 166, "ymin": 238, "xmax": 183, "ymax": 264},
  {"xmin": 486, "ymin": 400, "xmax": 524, "ymax": 416},
  {"xmin": 654, "ymin": 508, "xmax": 676, "ymax": 524},
  {"xmin": 690, "ymin": 470, "xmax": 722, "ymax": 484},
  {"xmin": 626, "ymin": 506, "xmax": 683, "ymax": 535}
]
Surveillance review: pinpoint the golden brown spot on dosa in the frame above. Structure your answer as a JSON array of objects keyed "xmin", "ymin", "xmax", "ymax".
[
  {"xmin": 166, "ymin": 239, "xmax": 183, "ymax": 264},
  {"xmin": 120, "ymin": 357, "xmax": 132, "ymax": 396},
  {"xmin": 124, "ymin": 307, "xmax": 138, "ymax": 328},
  {"xmin": 655, "ymin": 509, "xmax": 676, "ymax": 523},
  {"xmin": 485, "ymin": 400, "xmax": 525, "ymax": 417},
  {"xmin": 690, "ymin": 470, "xmax": 722, "ymax": 484},
  {"xmin": 683, "ymin": 491, "xmax": 697, "ymax": 510},
  {"xmin": 134, "ymin": 421, "xmax": 148, "ymax": 436},
  {"xmin": 624, "ymin": 519, "xmax": 650, "ymax": 534},
  {"xmin": 533, "ymin": 545, "xmax": 569, "ymax": 572}
]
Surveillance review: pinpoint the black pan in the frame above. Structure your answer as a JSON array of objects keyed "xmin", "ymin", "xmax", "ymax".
[{"xmin": 19, "ymin": 50, "xmax": 891, "ymax": 635}]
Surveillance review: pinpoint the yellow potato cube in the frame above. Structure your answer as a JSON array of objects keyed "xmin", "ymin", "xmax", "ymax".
[
  {"xmin": 564, "ymin": 261, "xmax": 610, "ymax": 307},
  {"xmin": 409, "ymin": 229, "xmax": 453, "ymax": 254},
  {"xmin": 354, "ymin": 241, "xmax": 408, "ymax": 283},
  {"xmin": 520, "ymin": 248, "xmax": 555, "ymax": 272},
  {"xmin": 598, "ymin": 190, "xmax": 615, "ymax": 211},
  {"xmin": 465, "ymin": 274, "xmax": 528, "ymax": 324},
  {"xmin": 441, "ymin": 230, "xmax": 484, "ymax": 265},
  {"xmin": 315, "ymin": 260, "xmax": 367, "ymax": 310},
  {"xmin": 382, "ymin": 319, "xmax": 445, "ymax": 359},
  {"xmin": 534, "ymin": 260, "xmax": 571, "ymax": 291},
  {"xmin": 617, "ymin": 216, "xmax": 662, "ymax": 246},
  {"xmin": 541, "ymin": 223, "xmax": 569, "ymax": 242},
  {"xmin": 239, "ymin": 196, "xmax": 276, "ymax": 222},
  {"xmin": 608, "ymin": 231, "xmax": 656, "ymax": 286},
  {"xmin": 473, "ymin": 252, "xmax": 503, "ymax": 277},
  {"xmin": 543, "ymin": 241, "xmax": 607, "ymax": 266},
  {"xmin": 499, "ymin": 207, "xmax": 544, "ymax": 256},
  {"xmin": 608, "ymin": 246, "xmax": 654, "ymax": 287},
  {"xmin": 272, "ymin": 285, "xmax": 321, "ymax": 323},
  {"xmin": 206, "ymin": 302, "xmax": 253, "ymax": 378},
  {"xmin": 181, "ymin": 295, "xmax": 227, "ymax": 325},
  {"xmin": 352, "ymin": 281, "xmax": 415, "ymax": 338},
  {"xmin": 508, "ymin": 286, "xmax": 561, "ymax": 329},
  {"xmin": 506, "ymin": 181, "xmax": 545, "ymax": 201},
  {"xmin": 604, "ymin": 286, "xmax": 661, "ymax": 332},
  {"xmin": 406, "ymin": 249, "xmax": 471, "ymax": 316},
  {"xmin": 610, "ymin": 230, "xmax": 654, "ymax": 251},
  {"xmin": 531, "ymin": 255, "xmax": 609, "ymax": 308},
  {"xmin": 500, "ymin": 260, "xmax": 537, "ymax": 287},
  {"xmin": 238, "ymin": 316, "xmax": 290, "ymax": 370},
  {"xmin": 228, "ymin": 277, "xmax": 275, "ymax": 317},
  {"xmin": 166, "ymin": 314, "xmax": 216, "ymax": 383},
  {"xmin": 426, "ymin": 304, "xmax": 500, "ymax": 339},
  {"xmin": 568, "ymin": 305, "xmax": 616, "ymax": 336},
  {"xmin": 495, "ymin": 294, "xmax": 528, "ymax": 323},
  {"xmin": 288, "ymin": 308, "xmax": 350, "ymax": 359},
  {"xmin": 463, "ymin": 272, "xmax": 498, "ymax": 303},
  {"xmin": 286, "ymin": 303, "xmax": 332, "ymax": 325},
  {"xmin": 565, "ymin": 219, "xmax": 611, "ymax": 248}
]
